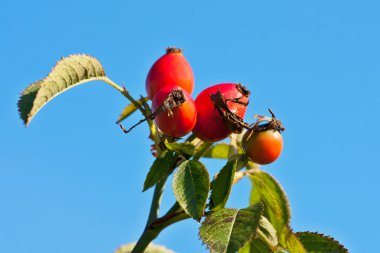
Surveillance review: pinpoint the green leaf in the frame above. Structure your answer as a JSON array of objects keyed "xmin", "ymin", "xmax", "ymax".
[
  {"xmin": 239, "ymin": 216, "xmax": 278, "ymax": 253},
  {"xmin": 280, "ymin": 227, "xmax": 307, "ymax": 253},
  {"xmin": 230, "ymin": 154, "xmax": 249, "ymax": 170},
  {"xmin": 172, "ymin": 160, "xmax": 210, "ymax": 221},
  {"xmin": 296, "ymin": 232, "xmax": 348, "ymax": 253},
  {"xmin": 202, "ymin": 143, "xmax": 230, "ymax": 159},
  {"xmin": 258, "ymin": 216, "xmax": 278, "ymax": 248},
  {"xmin": 143, "ymin": 150, "xmax": 178, "ymax": 192},
  {"xmin": 238, "ymin": 238, "xmax": 274, "ymax": 253},
  {"xmin": 18, "ymin": 54, "xmax": 106, "ymax": 126},
  {"xmin": 199, "ymin": 203, "xmax": 264, "ymax": 253},
  {"xmin": 209, "ymin": 158, "xmax": 237, "ymax": 211},
  {"xmin": 116, "ymin": 97, "xmax": 149, "ymax": 123},
  {"xmin": 165, "ymin": 141, "xmax": 196, "ymax": 157},
  {"xmin": 249, "ymin": 171, "xmax": 291, "ymax": 237},
  {"xmin": 115, "ymin": 243, "xmax": 175, "ymax": 253}
]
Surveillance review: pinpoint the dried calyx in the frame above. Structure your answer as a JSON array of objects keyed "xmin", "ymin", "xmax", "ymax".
[
  {"xmin": 209, "ymin": 83, "xmax": 284, "ymax": 136},
  {"xmin": 119, "ymin": 89, "xmax": 186, "ymax": 134},
  {"xmin": 251, "ymin": 108, "xmax": 285, "ymax": 133},
  {"xmin": 209, "ymin": 83, "xmax": 251, "ymax": 133},
  {"xmin": 166, "ymin": 47, "xmax": 183, "ymax": 54}
]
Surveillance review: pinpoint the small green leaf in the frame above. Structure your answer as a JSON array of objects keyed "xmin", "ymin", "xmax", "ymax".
[
  {"xmin": 18, "ymin": 54, "xmax": 107, "ymax": 126},
  {"xmin": 249, "ymin": 171, "xmax": 291, "ymax": 237},
  {"xmin": 202, "ymin": 143, "xmax": 230, "ymax": 159},
  {"xmin": 199, "ymin": 203, "xmax": 264, "ymax": 253},
  {"xmin": 143, "ymin": 150, "xmax": 178, "ymax": 192},
  {"xmin": 296, "ymin": 231, "xmax": 349, "ymax": 253},
  {"xmin": 116, "ymin": 97, "xmax": 149, "ymax": 123},
  {"xmin": 209, "ymin": 158, "xmax": 237, "ymax": 211},
  {"xmin": 172, "ymin": 160, "xmax": 210, "ymax": 221},
  {"xmin": 115, "ymin": 243, "xmax": 175, "ymax": 253},
  {"xmin": 165, "ymin": 141, "xmax": 196, "ymax": 157}
]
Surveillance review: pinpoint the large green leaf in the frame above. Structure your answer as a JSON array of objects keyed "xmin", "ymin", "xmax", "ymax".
[
  {"xmin": 199, "ymin": 203, "xmax": 264, "ymax": 253},
  {"xmin": 172, "ymin": 160, "xmax": 210, "ymax": 221},
  {"xmin": 202, "ymin": 143, "xmax": 230, "ymax": 159},
  {"xmin": 143, "ymin": 150, "xmax": 178, "ymax": 192},
  {"xmin": 115, "ymin": 243, "xmax": 175, "ymax": 253},
  {"xmin": 116, "ymin": 97, "xmax": 149, "ymax": 123},
  {"xmin": 18, "ymin": 54, "xmax": 106, "ymax": 126},
  {"xmin": 249, "ymin": 171, "xmax": 291, "ymax": 237},
  {"xmin": 296, "ymin": 232, "xmax": 348, "ymax": 253},
  {"xmin": 209, "ymin": 158, "xmax": 237, "ymax": 211},
  {"xmin": 165, "ymin": 141, "xmax": 196, "ymax": 157}
]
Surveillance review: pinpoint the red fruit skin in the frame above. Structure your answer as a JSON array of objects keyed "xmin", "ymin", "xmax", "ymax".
[
  {"xmin": 192, "ymin": 83, "xmax": 249, "ymax": 142},
  {"xmin": 243, "ymin": 129, "xmax": 283, "ymax": 165},
  {"xmin": 152, "ymin": 86, "xmax": 197, "ymax": 137},
  {"xmin": 146, "ymin": 49, "xmax": 194, "ymax": 99}
]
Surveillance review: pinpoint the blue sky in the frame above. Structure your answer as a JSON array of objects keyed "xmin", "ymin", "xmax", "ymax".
[{"xmin": 1, "ymin": 0, "xmax": 379, "ymax": 252}]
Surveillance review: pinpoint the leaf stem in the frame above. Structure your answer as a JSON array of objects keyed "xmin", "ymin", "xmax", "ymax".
[
  {"xmin": 101, "ymin": 77, "xmax": 146, "ymax": 115},
  {"xmin": 102, "ymin": 77, "xmax": 162, "ymax": 151}
]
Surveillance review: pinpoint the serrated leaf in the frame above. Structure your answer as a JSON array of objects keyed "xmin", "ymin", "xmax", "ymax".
[
  {"xmin": 249, "ymin": 171, "xmax": 291, "ymax": 237},
  {"xmin": 115, "ymin": 243, "xmax": 175, "ymax": 253},
  {"xmin": 280, "ymin": 227, "xmax": 307, "ymax": 253},
  {"xmin": 18, "ymin": 54, "xmax": 106, "ymax": 126},
  {"xmin": 209, "ymin": 158, "xmax": 237, "ymax": 211},
  {"xmin": 202, "ymin": 143, "xmax": 230, "ymax": 159},
  {"xmin": 199, "ymin": 203, "xmax": 264, "ymax": 253},
  {"xmin": 143, "ymin": 150, "xmax": 178, "ymax": 191},
  {"xmin": 296, "ymin": 232, "xmax": 349, "ymax": 253},
  {"xmin": 165, "ymin": 141, "xmax": 196, "ymax": 157},
  {"xmin": 238, "ymin": 238, "xmax": 274, "ymax": 253},
  {"xmin": 116, "ymin": 97, "xmax": 149, "ymax": 123},
  {"xmin": 172, "ymin": 160, "xmax": 210, "ymax": 221}
]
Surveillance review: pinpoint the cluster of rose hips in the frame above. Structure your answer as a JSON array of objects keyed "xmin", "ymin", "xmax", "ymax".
[{"xmin": 145, "ymin": 47, "xmax": 284, "ymax": 165}]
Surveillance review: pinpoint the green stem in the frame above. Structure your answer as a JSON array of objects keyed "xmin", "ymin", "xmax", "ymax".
[
  {"xmin": 193, "ymin": 142, "xmax": 213, "ymax": 161},
  {"xmin": 131, "ymin": 176, "xmax": 167, "ymax": 253},
  {"xmin": 102, "ymin": 77, "xmax": 161, "ymax": 151},
  {"xmin": 147, "ymin": 176, "xmax": 167, "ymax": 225},
  {"xmin": 228, "ymin": 134, "xmax": 239, "ymax": 159},
  {"xmin": 132, "ymin": 203, "xmax": 189, "ymax": 253},
  {"xmin": 101, "ymin": 77, "xmax": 147, "ymax": 116},
  {"xmin": 131, "ymin": 228, "xmax": 159, "ymax": 253}
]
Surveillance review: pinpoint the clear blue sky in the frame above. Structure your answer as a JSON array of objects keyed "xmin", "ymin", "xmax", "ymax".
[{"xmin": 1, "ymin": 0, "xmax": 379, "ymax": 252}]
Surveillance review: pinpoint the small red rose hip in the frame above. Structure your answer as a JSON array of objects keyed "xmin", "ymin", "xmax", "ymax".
[
  {"xmin": 152, "ymin": 86, "xmax": 197, "ymax": 137},
  {"xmin": 146, "ymin": 47, "xmax": 194, "ymax": 99},
  {"xmin": 243, "ymin": 129, "xmax": 283, "ymax": 165},
  {"xmin": 192, "ymin": 83, "xmax": 250, "ymax": 142}
]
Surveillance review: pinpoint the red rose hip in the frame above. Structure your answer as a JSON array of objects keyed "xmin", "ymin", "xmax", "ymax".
[
  {"xmin": 243, "ymin": 129, "xmax": 283, "ymax": 165},
  {"xmin": 152, "ymin": 86, "xmax": 197, "ymax": 137},
  {"xmin": 146, "ymin": 48, "xmax": 194, "ymax": 99},
  {"xmin": 192, "ymin": 83, "xmax": 250, "ymax": 142}
]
